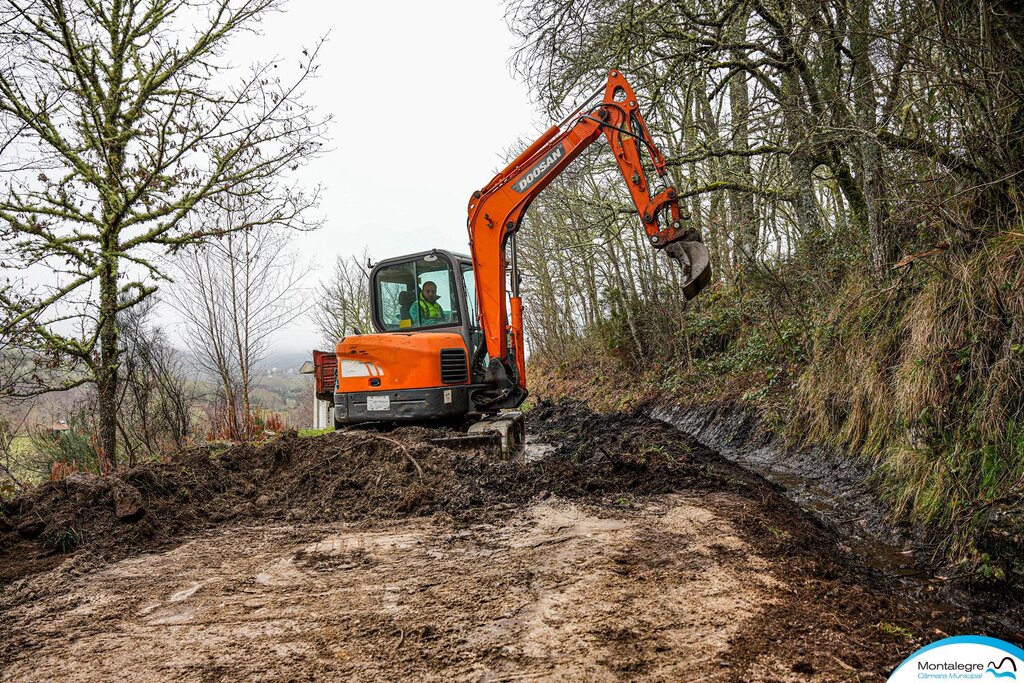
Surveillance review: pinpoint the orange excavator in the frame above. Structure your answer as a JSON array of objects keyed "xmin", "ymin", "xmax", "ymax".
[{"xmin": 328, "ymin": 70, "xmax": 711, "ymax": 450}]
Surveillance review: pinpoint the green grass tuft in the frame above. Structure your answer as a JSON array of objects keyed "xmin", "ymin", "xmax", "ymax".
[{"xmin": 298, "ymin": 428, "xmax": 334, "ymax": 438}]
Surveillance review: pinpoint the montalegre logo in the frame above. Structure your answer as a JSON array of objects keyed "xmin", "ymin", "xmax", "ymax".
[{"xmin": 888, "ymin": 635, "xmax": 1022, "ymax": 681}]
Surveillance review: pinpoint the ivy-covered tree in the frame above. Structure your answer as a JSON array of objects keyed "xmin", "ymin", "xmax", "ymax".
[{"xmin": 0, "ymin": 0, "xmax": 326, "ymax": 466}]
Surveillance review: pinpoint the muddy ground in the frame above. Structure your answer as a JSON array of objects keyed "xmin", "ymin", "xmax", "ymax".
[{"xmin": 1, "ymin": 402, "xmax": 1020, "ymax": 681}]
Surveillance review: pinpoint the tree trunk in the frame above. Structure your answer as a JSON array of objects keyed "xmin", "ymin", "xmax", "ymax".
[
  {"xmin": 607, "ymin": 239, "xmax": 645, "ymax": 363},
  {"xmin": 727, "ymin": 12, "xmax": 759, "ymax": 268},
  {"xmin": 697, "ymin": 82, "xmax": 732, "ymax": 281},
  {"xmin": 851, "ymin": 1, "xmax": 892, "ymax": 276},
  {"xmin": 97, "ymin": 251, "xmax": 119, "ymax": 471},
  {"xmin": 779, "ymin": 58, "xmax": 826, "ymax": 245}
]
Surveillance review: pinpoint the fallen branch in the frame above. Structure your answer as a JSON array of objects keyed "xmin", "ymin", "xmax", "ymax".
[
  {"xmin": 367, "ymin": 434, "xmax": 424, "ymax": 481},
  {"xmin": 891, "ymin": 241, "xmax": 950, "ymax": 269}
]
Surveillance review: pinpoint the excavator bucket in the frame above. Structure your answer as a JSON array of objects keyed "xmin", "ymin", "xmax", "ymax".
[{"xmin": 666, "ymin": 239, "xmax": 712, "ymax": 300}]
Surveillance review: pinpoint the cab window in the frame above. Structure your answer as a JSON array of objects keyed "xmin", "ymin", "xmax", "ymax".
[
  {"xmin": 374, "ymin": 255, "xmax": 461, "ymax": 331},
  {"xmin": 461, "ymin": 263, "xmax": 478, "ymax": 327}
]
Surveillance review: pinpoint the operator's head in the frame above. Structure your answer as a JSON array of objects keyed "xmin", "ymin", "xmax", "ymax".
[{"xmin": 422, "ymin": 281, "xmax": 438, "ymax": 303}]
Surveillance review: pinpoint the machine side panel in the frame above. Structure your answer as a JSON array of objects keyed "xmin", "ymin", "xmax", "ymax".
[{"xmin": 335, "ymin": 332, "xmax": 469, "ymax": 393}]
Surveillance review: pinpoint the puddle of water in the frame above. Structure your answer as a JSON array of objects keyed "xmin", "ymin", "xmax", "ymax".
[
  {"xmin": 743, "ymin": 460, "xmax": 923, "ymax": 578},
  {"xmin": 523, "ymin": 439, "xmax": 557, "ymax": 463}
]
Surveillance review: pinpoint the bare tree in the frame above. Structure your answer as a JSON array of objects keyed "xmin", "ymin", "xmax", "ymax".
[
  {"xmin": 117, "ymin": 299, "xmax": 196, "ymax": 466},
  {"xmin": 506, "ymin": 0, "xmax": 1024, "ymax": 360},
  {"xmin": 311, "ymin": 248, "xmax": 373, "ymax": 346},
  {"xmin": 172, "ymin": 200, "xmax": 311, "ymax": 441},
  {"xmin": 0, "ymin": 0, "xmax": 327, "ymax": 466},
  {"xmin": 0, "ymin": 412, "xmax": 27, "ymax": 494}
]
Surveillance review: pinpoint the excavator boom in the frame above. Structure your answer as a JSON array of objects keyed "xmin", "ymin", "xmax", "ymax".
[
  {"xmin": 467, "ymin": 70, "xmax": 711, "ymax": 408},
  {"xmin": 327, "ymin": 69, "xmax": 710, "ymax": 448}
]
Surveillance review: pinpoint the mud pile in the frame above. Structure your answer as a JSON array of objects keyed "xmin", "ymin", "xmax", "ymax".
[
  {"xmin": 4, "ymin": 400, "xmax": 1022, "ymax": 675},
  {"xmin": 0, "ymin": 401, "xmax": 729, "ymax": 582}
]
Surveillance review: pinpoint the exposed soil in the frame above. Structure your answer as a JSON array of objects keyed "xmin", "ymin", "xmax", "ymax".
[{"xmin": 1, "ymin": 401, "xmax": 1020, "ymax": 681}]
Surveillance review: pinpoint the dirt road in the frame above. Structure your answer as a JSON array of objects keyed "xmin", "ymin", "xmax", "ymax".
[{"xmin": 1, "ymin": 403, "xmax": 1019, "ymax": 681}]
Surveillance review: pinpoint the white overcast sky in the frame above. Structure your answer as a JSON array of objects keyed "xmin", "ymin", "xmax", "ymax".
[{"xmin": 230, "ymin": 0, "xmax": 543, "ymax": 354}]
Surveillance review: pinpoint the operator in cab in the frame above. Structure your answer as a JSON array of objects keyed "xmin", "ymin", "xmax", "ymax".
[{"xmin": 413, "ymin": 280, "xmax": 445, "ymax": 325}]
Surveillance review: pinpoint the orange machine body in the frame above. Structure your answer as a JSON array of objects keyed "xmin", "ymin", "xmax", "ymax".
[
  {"xmin": 331, "ymin": 248, "xmax": 481, "ymax": 426},
  {"xmin": 335, "ymin": 332, "xmax": 469, "ymax": 393}
]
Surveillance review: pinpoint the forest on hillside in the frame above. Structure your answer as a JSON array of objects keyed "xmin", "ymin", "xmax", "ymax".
[{"xmin": 507, "ymin": 0, "xmax": 1024, "ymax": 578}]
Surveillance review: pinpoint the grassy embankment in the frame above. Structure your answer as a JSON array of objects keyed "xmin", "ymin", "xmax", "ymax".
[{"xmin": 529, "ymin": 232, "xmax": 1024, "ymax": 583}]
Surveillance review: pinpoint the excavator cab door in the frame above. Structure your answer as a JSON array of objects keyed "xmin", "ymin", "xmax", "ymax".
[{"xmin": 458, "ymin": 260, "xmax": 486, "ymax": 373}]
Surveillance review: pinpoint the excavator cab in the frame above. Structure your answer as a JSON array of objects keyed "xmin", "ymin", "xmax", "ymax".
[
  {"xmin": 333, "ymin": 249, "xmax": 486, "ymax": 428},
  {"xmin": 372, "ymin": 250, "xmax": 474, "ymax": 334}
]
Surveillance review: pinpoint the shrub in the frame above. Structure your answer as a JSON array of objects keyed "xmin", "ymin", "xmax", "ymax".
[{"xmin": 31, "ymin": 415, "xmax": 103, "ymax": 479}]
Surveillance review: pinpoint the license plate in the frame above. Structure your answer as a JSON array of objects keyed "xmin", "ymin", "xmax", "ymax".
[{"xmin": 366, "ymin": 395, "xmax": 390, "ymax": 411}]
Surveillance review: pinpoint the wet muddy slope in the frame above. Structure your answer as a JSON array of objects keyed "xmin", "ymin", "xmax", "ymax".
[
  {"xmin": 652, "ymin": 402, "xmax": 1024, "ymax": 636},
  {"xmin": 651, "ymin": 403, "xmax": 901, "ymax": 547}
]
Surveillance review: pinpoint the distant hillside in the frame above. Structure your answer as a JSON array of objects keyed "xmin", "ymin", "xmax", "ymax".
[{"xmin": 261, "ymin": 349, "xmax": 316, "ymax": 376}]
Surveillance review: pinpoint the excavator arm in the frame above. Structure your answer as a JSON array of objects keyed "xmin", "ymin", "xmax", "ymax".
[{"xmin": 467, "ymin": 70, "xmax": 712, "ymax": 408}]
